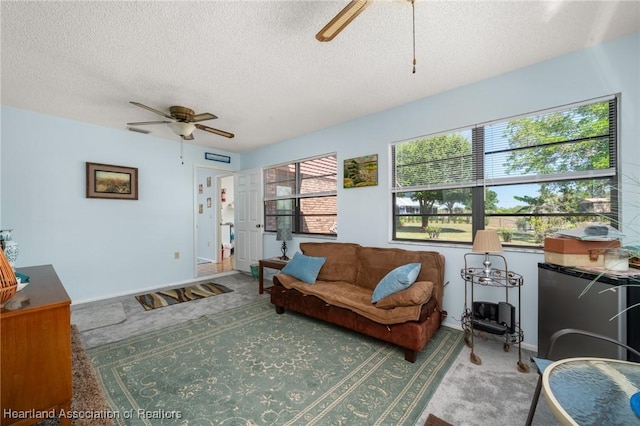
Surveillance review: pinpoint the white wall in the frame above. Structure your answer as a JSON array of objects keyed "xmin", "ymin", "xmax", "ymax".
[
  {"xmin": 196, "ymin": 167, "xmax": 219, "ymax": 262},
  {"xmin": 242, "ymin": 33, "xmax": 640, "ymax": 349},
  {"xmin": 0, "ymin": 108, "xmax": 238, "ymax": 303},
  {"xmin": 220, "ymin": 175, "xmax": 235, "ymax": 225}
]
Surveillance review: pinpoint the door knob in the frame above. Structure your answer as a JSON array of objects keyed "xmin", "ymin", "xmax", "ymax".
[{"xmin": 256, "ymin": 224, "xmax": 262, "ymax": 228}]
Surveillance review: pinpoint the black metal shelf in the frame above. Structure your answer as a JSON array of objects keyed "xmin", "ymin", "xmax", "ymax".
[{"xmin": 460, "ymin": 252, "xmax": 529, "ymax": 373}]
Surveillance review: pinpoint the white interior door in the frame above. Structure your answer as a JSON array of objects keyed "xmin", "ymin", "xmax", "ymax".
[{"xmin": 234, "ymin": 168, "xmax": 263, "ymax": 272}]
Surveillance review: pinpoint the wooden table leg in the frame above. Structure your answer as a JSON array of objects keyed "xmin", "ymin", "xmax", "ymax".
[{"xmin": 258, "ymin": 262, "xmax": 264, "ymax": 294}]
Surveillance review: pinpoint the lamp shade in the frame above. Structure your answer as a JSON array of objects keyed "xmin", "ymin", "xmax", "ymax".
[
  {"xmin": 472, "ymin": 230, "xmax": 503, "ymax": 253},
  {"xmin": 276, "ymin": 229, "xmax": 292, "ymax": 241}
]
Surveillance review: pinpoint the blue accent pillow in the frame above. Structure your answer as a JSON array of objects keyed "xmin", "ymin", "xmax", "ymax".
[
  {"xmin": 371, "ymin": 263, "xmax": 422, "ymax": 303},
  {"xmin": 631, "ymin": 392, "xmax": 640, "ymax": 418},
  {"xmin": 280, "ymin": 252, "xmax": 327, "ymax": 284}
]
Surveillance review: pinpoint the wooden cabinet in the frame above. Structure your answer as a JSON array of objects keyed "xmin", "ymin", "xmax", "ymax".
[{"xmin": 1, "ymin": 265, "xmax": 72, "ymax": 426}]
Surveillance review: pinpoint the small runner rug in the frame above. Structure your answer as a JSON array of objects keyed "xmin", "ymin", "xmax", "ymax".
[
  {"xmin": 134, "ymin": 282, "xmax": 233, "ymax": 311},
  {"xmin": 88, "ymin": 299, "xmax": 464, "ymax": 425}
]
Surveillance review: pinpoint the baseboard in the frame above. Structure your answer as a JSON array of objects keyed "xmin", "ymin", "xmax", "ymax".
[{"xmin": 72, "ymin": 271, "xmax": 242, "ymax": 306}]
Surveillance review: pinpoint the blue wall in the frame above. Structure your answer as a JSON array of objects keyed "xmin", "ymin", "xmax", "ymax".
[
  {"xmin": 242, "ymin": 33, "xmax": 640, "ymax": 348},
  {"xmin": 0, "ymin": 110, "xmax": 238, "ymax": 302},
  {"xmin": 2, "ymin": 33, "xmax": 638, "ymax": 349}
]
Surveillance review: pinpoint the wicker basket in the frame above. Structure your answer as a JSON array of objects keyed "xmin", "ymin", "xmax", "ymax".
[
  {"xmin": 0, "ymin": 248, "xmax": 18, "ymax": 304},
  {"xmin": 0, "ymin": 284, "xmax": 17, "ymax": 304}
]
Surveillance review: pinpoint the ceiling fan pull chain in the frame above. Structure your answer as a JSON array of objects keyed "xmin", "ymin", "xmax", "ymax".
[
  {"xmin": 180, "ymin": 139, "xmax": 184, "ymax": 165},
  {"xmin": 412, "ymin": 0, "xmax": 416, "ymax": 74}
]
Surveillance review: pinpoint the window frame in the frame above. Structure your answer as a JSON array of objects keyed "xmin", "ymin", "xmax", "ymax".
[
  {"xmin": 391, "ymin": 95, "xmax": 619, "ymax": 247},
  {"xmin": 263, "ymin": 153, "xmax": 338, "ymax": 236}
]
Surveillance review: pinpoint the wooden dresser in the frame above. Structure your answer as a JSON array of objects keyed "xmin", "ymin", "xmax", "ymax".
[{"xmin": 1, "ymin": 265, "xmax": 72, "ymax": 426}]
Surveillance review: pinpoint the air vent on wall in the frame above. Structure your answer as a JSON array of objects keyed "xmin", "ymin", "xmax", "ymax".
[{"xmin": 127, "ymin": 127, "xmax": 151, "ymax": 134}]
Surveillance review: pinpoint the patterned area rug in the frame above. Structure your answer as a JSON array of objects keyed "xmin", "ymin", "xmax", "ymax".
[
  {"xmin": 88, "ymin": 299, "xmax": 464, "ymax": 425},
  {"xmin": 134, "ymin": 282, "xmax": 233, "ymax": 310}
]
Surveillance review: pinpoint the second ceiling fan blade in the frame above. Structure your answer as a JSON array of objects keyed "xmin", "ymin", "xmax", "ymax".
[
  {"xmin": 195, "ymin": 123, "xmax": 235, "ymax": 139},
  {"xmin": 130, "ymin": 101, "xmax": 174, "ymax": 120},
  {"xmin": 126, "ymin": 120, "xmax": 171, "ymax": 126},
  {"xmin": 316, "ymin": 0, "xmax": 370, "ymax": 42},
  {"xmin": 192, "ymin": 112, "xmax": 218, "ymax": 122}
]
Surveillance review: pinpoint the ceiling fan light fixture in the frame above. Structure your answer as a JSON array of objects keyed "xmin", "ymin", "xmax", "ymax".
[
  {"xmin": 128, "ymin": 102, "xmax": 233, "ymax": 141},
  {"xmin": 168, "ymin": 121, "xmax": 196, "ymax": 138},
  {"xmin": 316, "ymin": 0, "xmax": 369, "ymax": 42}
]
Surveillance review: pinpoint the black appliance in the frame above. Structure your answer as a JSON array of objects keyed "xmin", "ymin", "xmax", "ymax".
[{"xmin": 538, "ymin": 262, "xmax": 640, "ymax": 362}]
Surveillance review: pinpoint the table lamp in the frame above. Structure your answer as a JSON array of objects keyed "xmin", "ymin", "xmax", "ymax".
[
  {"xmin": 472, "ymin": 229, "xmax": 503, "ymax": 282},
  {"xmin": 276, "ymin": 228, "xmax": 292, "ymax": 260}
]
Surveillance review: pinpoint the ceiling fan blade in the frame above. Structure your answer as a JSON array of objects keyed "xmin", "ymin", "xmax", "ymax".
[
  {"xmin": 182, "ymin": 134, "xmax": 195, "ymax": 141},
  {"xmin": 126, "ymin": 120, "xmax": 171, "ymax": 126},
  {"xmin": 316, "ymin": 0, "xmax": 370, "ymax": 42},
  {"xmin": 195, "ymin": 123, "xmax": 235, "ymax": 139},
  {"xmin": 191, "ymin": 112, "xmax": 218, "ymax": 122},
  {"xmin": 129, "ymin": 101, "xmax": 173, "ymax": 120}
]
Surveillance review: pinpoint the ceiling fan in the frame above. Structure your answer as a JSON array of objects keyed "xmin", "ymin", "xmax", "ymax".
[
  {"xmin": 316, "ymin": 0, "xmax": 370, "ymax": 42},
  {"xmin": 127, "ymin": 101, "xmax": 234, "ymax": 140},
  {"xmin": 316, "ymin": 0, "xmax": 418, "ymax": 73}
]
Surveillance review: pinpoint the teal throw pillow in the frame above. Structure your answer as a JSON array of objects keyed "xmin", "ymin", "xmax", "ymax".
[
  {"xmin": 280, "ymin": 252, "xmax": 327, "ymax": 284},
  {"xmin": 371, "ymin": 263, "xmax": 422, "ymax": 303}
]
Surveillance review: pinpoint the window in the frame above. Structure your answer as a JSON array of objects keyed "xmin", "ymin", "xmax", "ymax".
[
  {"xmin": 264, "ymin": 154, "xmax": 337, "ymax": 236},
  {"xmin": 392, "ymin": 96, "xmax": 618, "ymax": 246}
]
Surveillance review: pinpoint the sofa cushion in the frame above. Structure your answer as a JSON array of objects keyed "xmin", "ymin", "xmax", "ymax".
[
  {"xmin": 280, "ymin": 252, "xmax": 326, "ymax": 284},
  {"xmin": 371, "ymin": 263, "xmax": 421, "ymax": 303},
  {"xmin": 375, "ymin": 281, "xmax": 434, "ymax": 309},
  {"xmin": 279, "ymin": 279, "xmax": 423, "ymax": 325},
  {"xmin": 300, "ymin": 242, "xmax": 361, "ymax": 283},
  {"xmin": 355, "ymin": 247, "xmax": 444, "ymax": 292}
]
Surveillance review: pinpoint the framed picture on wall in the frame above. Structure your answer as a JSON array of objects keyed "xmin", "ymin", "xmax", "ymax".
[
  {"xmin": 207, "ymin": 177, "xmax": 212, "ymax": 187},
  {"xmin": 343, "ymin": 154, "xmax": 378, "ymax": 188},
  {"xmin": 207, "ymin": 197, "xmax": 212, "ymax": 208},
  {"xmin": 86, "ymin": 162, "xmax": 138, "ymax": 200}
]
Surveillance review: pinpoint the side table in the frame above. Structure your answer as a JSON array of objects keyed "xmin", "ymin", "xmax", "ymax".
[
  {"xmin": 258, "ymin": 258, "xmax": 289, "ymax": 294},
  {"xmin": 542, "ymin": 357, "xmax": 640, "ymax": 425}
]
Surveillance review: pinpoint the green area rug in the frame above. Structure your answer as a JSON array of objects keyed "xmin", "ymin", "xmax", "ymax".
[
  {"xmin": 88, "ymin": 299, "xmax": 464, "ymax": 425},
  {"xmin": 134, "ymin": 282, "xmax": 233, "ymax": 310}
]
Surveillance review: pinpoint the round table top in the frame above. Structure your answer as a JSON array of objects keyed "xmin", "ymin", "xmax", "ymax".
[{"xmin": 542, "ymin": 357, "xmax": 640, "ymax": 426}]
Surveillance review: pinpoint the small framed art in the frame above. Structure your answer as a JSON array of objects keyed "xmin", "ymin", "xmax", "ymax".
[
  {"xmin": 343, "ymin": 154, "xmax": 378, "ymax": 188},
  {"xmin": 86, "ymin": 162, "xmax": 138, "ymax": 200}
]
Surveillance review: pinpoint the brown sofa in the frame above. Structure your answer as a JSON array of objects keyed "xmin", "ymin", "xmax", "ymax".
[{"xmin": 270, "ymin": 242, "xmax": 447, "ymax": 362}]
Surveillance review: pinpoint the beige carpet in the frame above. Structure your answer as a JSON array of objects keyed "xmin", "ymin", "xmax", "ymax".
[{"xmin": 35, "ymin": 325, "xmax": 113, "ymax": 426}]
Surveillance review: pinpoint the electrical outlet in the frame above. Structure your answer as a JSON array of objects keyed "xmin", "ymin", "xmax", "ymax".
[{"xmin": 174, "ymin": 251, "xmax": 180, "ymax": 259}]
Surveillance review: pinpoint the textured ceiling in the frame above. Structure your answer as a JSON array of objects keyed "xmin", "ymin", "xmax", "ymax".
[{"xmin": 2, "ymin": 1, "xmax": 639, "ymax": 153}]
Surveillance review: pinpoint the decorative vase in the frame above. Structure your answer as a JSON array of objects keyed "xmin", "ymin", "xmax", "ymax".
[
  {"xmin": 0, "ymin": 229, "xmax": 19, "ymax": 270},
  {"xmin": 0, "ymin": 248, "xmax": 18, "ymax": 304}
]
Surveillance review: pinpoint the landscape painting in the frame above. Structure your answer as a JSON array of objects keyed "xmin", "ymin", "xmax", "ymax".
[
  {"xmin": 86, "ymin": 162, "xmax": 138, "ymax": 200},
  {"xmin": 344, "ymin": 154, "xmax": 378, "ymax": 188}
]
